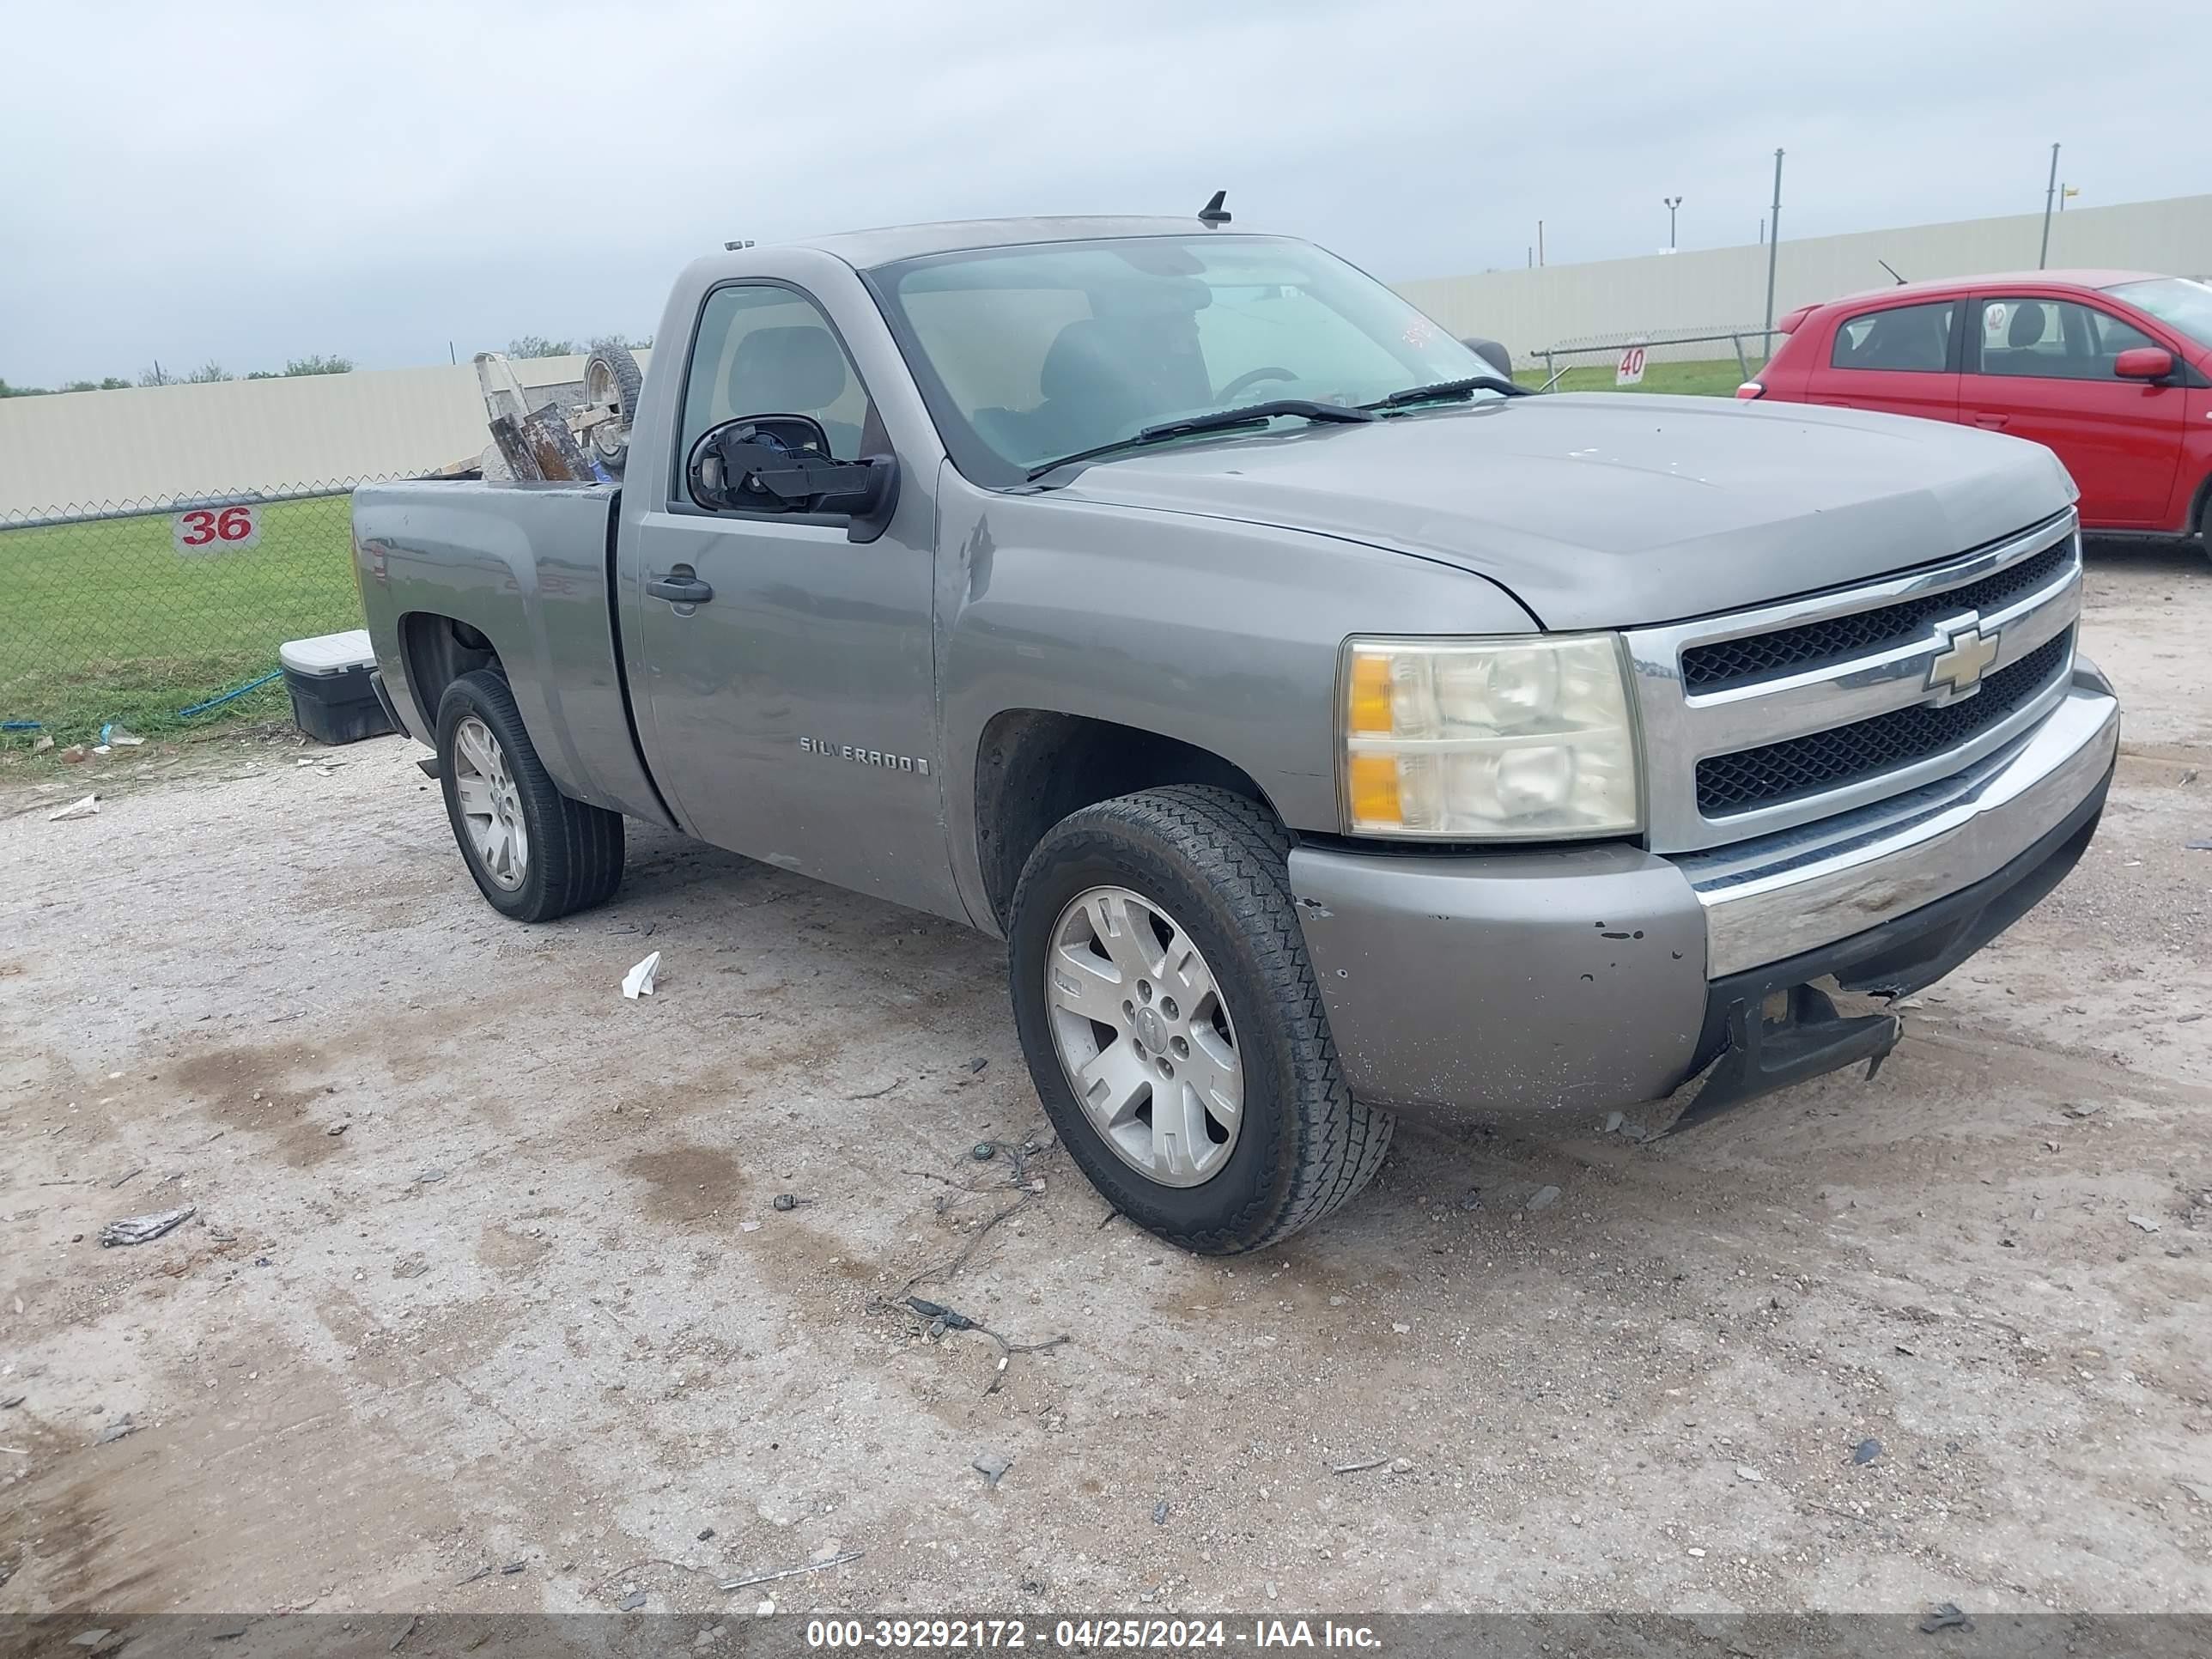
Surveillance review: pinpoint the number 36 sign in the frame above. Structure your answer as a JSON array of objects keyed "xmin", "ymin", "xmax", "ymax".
[{"xmin": 172, "ymin": 503, "xmax": 261, "ymax": 555}]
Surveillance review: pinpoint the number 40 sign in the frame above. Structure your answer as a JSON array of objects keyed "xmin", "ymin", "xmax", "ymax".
[{"xmin": 172, "ymin": 503, "xmax": 261, "ymax": 555}]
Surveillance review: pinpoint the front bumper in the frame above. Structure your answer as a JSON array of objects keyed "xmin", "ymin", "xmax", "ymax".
[{"xmin": 1287, "ymin": 663, "xmax": 2119, "ymax": 1119}]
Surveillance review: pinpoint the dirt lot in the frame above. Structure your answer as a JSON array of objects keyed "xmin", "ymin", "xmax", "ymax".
[{"xmin": 3, "ymin": 545, "xmax": 2209, "ymax": 1622}]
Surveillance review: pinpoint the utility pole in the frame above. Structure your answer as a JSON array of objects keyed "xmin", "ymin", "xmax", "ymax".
[
  {"xmin": 1663, "ymin": 196, "xmax": 1683, "ymax": 251},
  {"xmin": 1537, "ymin": 219, "xmax": 1545, "ymax": 267},
  {"xmin": 1759, "ymin": 216, "xmax": 1765, "ymax": 245},
  {"xmin": 2039, "ymin": 142, "xmax": 2060, "ymax": 268},
  {"xmin": 1762, "ymin": 149, "xmax": 1784, "ymax": 359}
]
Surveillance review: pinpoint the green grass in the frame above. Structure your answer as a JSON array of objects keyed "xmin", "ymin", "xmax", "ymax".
[
  {"xmin": 0, "ymin": 493, "xmax": 364, "ymax": 746},
  {"xmin": 1513, "ymin": 356, "xmax": 1754, "ymax": 397}
]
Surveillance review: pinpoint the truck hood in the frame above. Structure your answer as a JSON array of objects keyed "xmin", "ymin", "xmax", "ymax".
[{"xmin": 1050, "ymin": 394, "xmax": 2077, "ymax": 630}]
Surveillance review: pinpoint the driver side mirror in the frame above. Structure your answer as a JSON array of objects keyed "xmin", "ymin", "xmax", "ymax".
[
  {"xmin": 2113, "ymin": 346, "xmax": 2175, "ymax": 382},
  {"xmin": 684, "ymin": 415, "xmax": 900, "ymax": 543}
]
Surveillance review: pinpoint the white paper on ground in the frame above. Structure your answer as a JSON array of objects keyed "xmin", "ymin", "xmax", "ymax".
[
  {"xmin": 48, "ymin": 795, "xmax": 99, "ymax": 822},
  {"xmin": 622, "ymin": 951, "xmax": 661, "ymax": 1000}
]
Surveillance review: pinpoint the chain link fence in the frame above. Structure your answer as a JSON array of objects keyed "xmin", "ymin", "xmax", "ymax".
[
  {"xmin": 1524, "ymin": 325, "xmax": 1771, "ymax": 396},
  {"xmin": 1, "ymin": 482, "xmax": 392, "ymax": 748}
]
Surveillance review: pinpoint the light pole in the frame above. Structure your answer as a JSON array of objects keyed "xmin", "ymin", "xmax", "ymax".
[
  {"xmin": 1762, "ymin": 149, "xmax": 1784, "ymax": 358},
  {"xmin": 2039, "ymin": 142, "xmax": 2061, "ymax": 268},
  {"xmin": 1663, "ymin": 196, "xmax": 1683, "ymax": 250}
]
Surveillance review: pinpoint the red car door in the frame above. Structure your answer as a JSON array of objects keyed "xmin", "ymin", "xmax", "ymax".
[
  {"xmin": 1958, "ymin": 292, "xmax": 2185, "ymax": 528},
  {"xmin": 1805, "ymin": 297, "xmax": 1962, "ymax": 422}
]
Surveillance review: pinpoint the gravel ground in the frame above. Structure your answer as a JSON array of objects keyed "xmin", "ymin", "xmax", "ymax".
[{"xmin": 2, "ymin": 543, "xmax": 2208, "ymax": 1621}]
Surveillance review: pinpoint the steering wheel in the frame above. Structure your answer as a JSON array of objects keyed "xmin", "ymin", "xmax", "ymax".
[{"xmin": 1214, "ymin": 366, "xmax": 1297, "ymax": 403}]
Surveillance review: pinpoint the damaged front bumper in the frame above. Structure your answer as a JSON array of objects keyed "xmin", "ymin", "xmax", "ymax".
[{"xmin": 1286, "ymin": 661, "xmax": 2118, "ymax": 1122}]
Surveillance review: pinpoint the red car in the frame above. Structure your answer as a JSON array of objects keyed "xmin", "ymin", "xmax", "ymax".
[{"xmin": 1742, "ymin": 270, "xmax": 2212, "ymax": 544}]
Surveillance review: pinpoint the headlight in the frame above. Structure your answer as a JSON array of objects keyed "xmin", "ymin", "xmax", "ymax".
[{"xmin": 1340, "ymin": 634, "xmax": 1642, "ymax": 838}]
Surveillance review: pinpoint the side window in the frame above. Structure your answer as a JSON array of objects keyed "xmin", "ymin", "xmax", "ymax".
[
  {"xmin": 1829, "ymin": 301, "xmax": 1954, "ymax": 373},
  {"xmin": 678, "ymin": 284, "xmax": 874, "ymax": 468},
  {"xmin": 1976, "ymin": 297, "xmax": 2154, "ymax": 380}
]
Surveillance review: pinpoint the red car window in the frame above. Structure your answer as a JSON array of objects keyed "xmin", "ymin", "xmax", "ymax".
[
  {"xmin": 1974, "ymin": 297, "xmax": 2156, "ymax": 380},
  {"xmin": 1828, "ymin": 301, "xmax": 1955, "ymax": 373}
]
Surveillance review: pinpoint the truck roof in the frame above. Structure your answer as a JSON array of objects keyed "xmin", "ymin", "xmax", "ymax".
[{"xmin": 780, "ymin": 216, "xmax": 1239, "ymax": 270}]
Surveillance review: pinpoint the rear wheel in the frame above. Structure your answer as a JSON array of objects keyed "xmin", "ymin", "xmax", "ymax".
[
  {"xmin": 1008, "ymin": 785, "xmax": 1391, "ymax": 1254},
  {"xmin": 435, "ymin": 670, "xmax": 624, "ymax": 921}
]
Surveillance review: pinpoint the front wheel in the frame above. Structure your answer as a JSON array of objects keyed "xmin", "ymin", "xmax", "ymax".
[
  {"xmin": 1008, "ymin": 786, "xmax": 1391, "ymax": 1254},
  {"xmin": 436, "ymin": 670, "xmax": 625, "ymax": 921}
]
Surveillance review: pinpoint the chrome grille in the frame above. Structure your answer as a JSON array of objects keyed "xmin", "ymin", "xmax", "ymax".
[
  {"xmin": 1680, "ymin": 540, "xmax": 2074, "ymax": 690},
  {"xmin": 1626, "ymin": 510, "xmax": 2082, "ymax": 855},
  {"xmin": 1696, "ymin": 629, "xmax": 2073, "ymax": 815}
]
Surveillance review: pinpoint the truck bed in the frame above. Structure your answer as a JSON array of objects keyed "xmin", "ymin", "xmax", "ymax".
[{"xmin": 351, "ymin": 480, "xmax": 670, "ymax": 825}]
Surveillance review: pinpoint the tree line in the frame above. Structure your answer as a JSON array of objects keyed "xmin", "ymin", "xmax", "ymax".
[
  {"xmin": 3, "ymin": 333, "xmax": 649, "ymax": 399},
  {"xmin": 1, "ymin": 355, "xmax": 355, "ymax": 398}
]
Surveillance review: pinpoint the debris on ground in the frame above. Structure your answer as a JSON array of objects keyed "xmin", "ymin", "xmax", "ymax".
[
  {"xmin": 772, "ymin": 1193, "xmax": 799, "ymax": 1212},
  {"xmin": 907, "ymin": 1296, "xmax": 978, "ymax": 1331},
  {"xmin": 972, "ymin": 1142, "xmax": 997, "ymax": 1161},
  {"xmin": 2128, "ymin": 1215, "xmax": 2161, "ymax": 1233},
  {"xmin": 100, "ymin": 724, "xmax": 144, "ymax": 748},
  {"xmin": 1389, "ymin": 1456, "xmax": 1414, "ymax": 1474},
  {"xmin": 1736, "ymin": 1464, "xmax": 1765, "ymax": 1483},
  {"xmin": 1525, "ymin": 1185, "xmax": 1562, "ymax": 1213},
  {"xmin": 616, "ymin": 1591, "xmax": 647, "ymax": 1612},
  {"xmin": 48, "ymin": 795, "xmax": 99, "ymax": 822},
  {"xmin": 32, "ymin": 735, "xmax": 53, "ymax": 754},
  {"xmin": 58, "ymin": 746, "xmax": 86, "ymax": 763},
  {"xmin": 94, "ymin": 1414, "xmax": 136, "ymax": 1446},
  {"xmin": 2062, "ymin": 1103, "xmax": 2104, "ymax": 1120},
  {"xmin": 1918, "ymin": 1602, "xmax": 1972, "ymax": 1634},
  {"xmin": 697, "ymin": 1528, "xmax": 715, "ymax": 1541},
  {"xmin": 717, "ymin": 1548, "xmax": 862, "ymax": 1593},
  {"xmin": 622, "ymin": 951, "xmax": 662, "ymax": 1000},
  {"xmin": 415, "ymin": 1169, "xmax": 447, "ymax": 1184},
  {"xmin": 1852, "ymin": 1437, "xmax": 1882, "ymax": 1466},
  {"xmin": 98, "ymin": 1206, "xmax": 195, "ymax": 1247},
  {"xmin": 1152, "ymin": 1500, "xmax": 1170, "ymax": 1524},
  {"xmin": 325, "ymin": 1121, "xmax": 349, "ymax": 1138},
  {"xmin": 972, "ymin": 1451, "xmax": 1013, "ymax": 1488},
  {"xmin": 1331, "ymin": 1456, "xmax": 1389, "ymax": 1474},
  {"xmin": 967, "ymin": 1057, "xmax": 989, "ymax": 1073}
]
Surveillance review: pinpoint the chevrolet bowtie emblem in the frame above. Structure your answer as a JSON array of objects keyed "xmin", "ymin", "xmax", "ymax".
[{"xmin": 1927, "ymin": 621, "xmax": 2001, "ymax": 700}]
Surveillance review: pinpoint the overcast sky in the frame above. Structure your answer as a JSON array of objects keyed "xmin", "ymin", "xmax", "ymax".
[{"xmin": 4, "ymin": 0, "xmax": 2203, "ymax": 387}]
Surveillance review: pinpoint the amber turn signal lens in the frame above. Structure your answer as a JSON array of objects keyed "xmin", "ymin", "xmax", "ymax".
[
  {"xmin": 1348, "ymin": 653, "xmax": 1393, "ymax": 735},
  {"xmin": 1346, "ymin": 752, "xmax": 1401, "ymax": 825}
]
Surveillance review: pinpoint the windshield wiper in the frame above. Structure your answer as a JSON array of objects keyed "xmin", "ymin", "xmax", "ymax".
[
  {"xmin": 1024, "ymin": 398, "xmax": 1374, "ymax": 482},
  {"xmin": 1364, "ymin": 373, "xmax": 1529, "ymax": 410}
]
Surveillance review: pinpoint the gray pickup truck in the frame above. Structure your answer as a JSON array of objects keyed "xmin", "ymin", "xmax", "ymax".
[{"xmin": 354, "ymin": 213, "xmax": 2118, "ymax": 1252}]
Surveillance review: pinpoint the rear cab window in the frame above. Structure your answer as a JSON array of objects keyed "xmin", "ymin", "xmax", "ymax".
[
  {"xmin": 677, "ymin": 283, "xmax": 877, "ymax": 474},
  {"xmin": 1828, "ymin": 301, "xmax": 1958, "ymax": 373}
]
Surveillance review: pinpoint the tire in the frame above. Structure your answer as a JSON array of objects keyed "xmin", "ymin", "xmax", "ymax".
[
  {"xmin": 435, "ymin": 669, "xmax": 624, "ymax": 922},
  {"xmin": 1007, "ymin": 785, "xmax": 1392, "ymax": 1254},
  {"xmin": 582, "ymin": 346, "xmax": 643, "ymax": 476}
]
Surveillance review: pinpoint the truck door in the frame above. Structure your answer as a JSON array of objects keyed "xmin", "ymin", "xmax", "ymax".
[{"xmin": 627, "ymin": 281, "xmax": 954, "ymax": 915}]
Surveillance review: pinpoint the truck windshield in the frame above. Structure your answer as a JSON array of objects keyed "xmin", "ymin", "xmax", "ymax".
[
  {"xmin": 2105, "ymin": 276, "xmax": 2212, "ymax": 351},
  {"xmin": 869, "ymin": 234, "xmax": 1496, "ymax": 486}
]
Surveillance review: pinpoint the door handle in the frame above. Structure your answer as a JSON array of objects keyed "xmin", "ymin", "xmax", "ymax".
[
  {"xmin": 1972, "ymin": 414, "xmax": 2010, "ymax": 429},
  {"xmin": 647, "ymin": 568, "xmax": 714, "ymax": 605}
]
